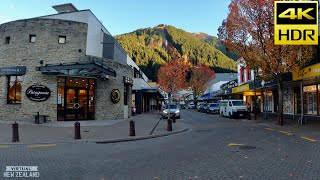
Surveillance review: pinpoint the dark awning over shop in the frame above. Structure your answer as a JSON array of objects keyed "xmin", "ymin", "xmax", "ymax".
[{"xmin": 36, "ymin": 61, "xmax": 116, "ymax": 78}]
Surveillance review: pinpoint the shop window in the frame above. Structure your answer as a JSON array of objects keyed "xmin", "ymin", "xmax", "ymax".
[
  {"xmin": 5, "ymin": 36, "xmax": 10, "ymax": 44},
  {"xmin": 58, "ymin": 35, "xmax": 66, "ymax": 44},
  {"xmin": 247, "ymin": 69, "xmax": 251, "ymax": 80},
  {"xmin": 7, "ymin": 76, "xmax": 22, "ymax": 104},
  {"xmin": 29, "ymin": 35, "xmax": 36, "ymax": 43},
  {"xmin": 303, "ymin": 85, "xmax": 317, "ymax": 115}
]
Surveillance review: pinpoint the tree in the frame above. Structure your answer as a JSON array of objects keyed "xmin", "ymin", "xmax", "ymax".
[
  {"xmin": 218, "ymin": 0, "xmax": 315, "ymax": 126},
  {"xmin": 189, "ymin": 64, "xmax": 216, "ymax": 104},
  {"xmin": 157, "ymin": 52, "xmax": 190, "ymax": 103}
]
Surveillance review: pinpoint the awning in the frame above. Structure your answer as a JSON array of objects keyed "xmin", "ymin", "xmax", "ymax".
[{"xmin": 36, "ymin": 61, "xmax": 116, "ymax": 78}]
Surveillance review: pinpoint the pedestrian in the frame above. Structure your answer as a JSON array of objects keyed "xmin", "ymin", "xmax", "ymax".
[{"xmin": 132, "ymin": 106, "xmax": 136, "ymax": 116}]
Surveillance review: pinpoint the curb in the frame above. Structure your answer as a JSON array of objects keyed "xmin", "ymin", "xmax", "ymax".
[
  {"xmin": 149, "ymin": 118, "xmax": 163, "ymax": 135},
  {"xmin": 96, "ymin": 127, "xmax": 189, "ymax": 144}
]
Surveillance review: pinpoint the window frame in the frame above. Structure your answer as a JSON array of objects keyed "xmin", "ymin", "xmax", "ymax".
[
  {"xmin": 58, "ymin": 35, "xmax": 66, "ymax": 44},
  {"xmin": 7, "ymin": 76, "xmax": 22, "ymax": 104},
  {"xmin": 5, "ymin": 36, "xmax": 10, "ymax": 44},
  {"xmin": 29, "ymin": 34, "xmax": 36, "ymax": 43}
]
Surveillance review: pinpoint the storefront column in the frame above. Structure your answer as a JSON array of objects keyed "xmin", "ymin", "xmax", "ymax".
[
  {"xmin": 264, "ymin": 88, "xmax": 268, "ymax": 119},
  {"xmin": 300, "ymin": 81, "xmax": 303, "ymax": 123}
]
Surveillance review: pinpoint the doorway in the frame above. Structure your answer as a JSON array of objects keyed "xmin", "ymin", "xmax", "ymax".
[{"xmin": 57, "ymin": 77, "xmax": 95, "ymax": 121}]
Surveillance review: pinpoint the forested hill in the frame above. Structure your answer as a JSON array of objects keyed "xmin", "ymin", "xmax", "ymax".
[
  {"xmin": 192, "ymin": 32, "xmax": 240, "ymax": 61},
  {"xmin": 115, "ymin": 25, "xmax": 237, "ymax": 81}
]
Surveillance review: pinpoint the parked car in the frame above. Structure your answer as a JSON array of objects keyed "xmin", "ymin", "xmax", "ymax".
[
  {"xmin": 199, "ymin": 103, "xmax": 207, "ymax": 112},
  {"xmin": 219, "ymin": 100, "xmax": 247, "ymax": 118},
  {"xmin": 206, "ymin": 103, "xmax": 219, "ymax": 114},
  {"xmin": 197, "ymin": 102, "xmax": 205, "ymax": 111},
  {"xmin": 162, "ymin": 104, "xmax": 180, "ymax": 119},
  {"xmin": 187, "ymin": 103, "xmax": 195, "ymax": 109}
]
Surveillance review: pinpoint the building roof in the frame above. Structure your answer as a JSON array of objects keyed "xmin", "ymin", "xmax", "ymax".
[
  {"xmin": 206, "ymin": 73, "xmax": 238, "ymax": 87},
  {"xmin": 52, "ymin": 3, "xmax": 78, "ymax": 13}
]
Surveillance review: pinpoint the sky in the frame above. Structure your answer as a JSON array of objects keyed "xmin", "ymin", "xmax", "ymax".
[{"xmin": 0, "ymin": 0, "xmax": 231, "ymax": 36}]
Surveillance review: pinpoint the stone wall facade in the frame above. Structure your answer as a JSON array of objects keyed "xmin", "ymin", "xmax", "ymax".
[{"xmin": 0, "ymin": 18, "xmax": 133, "ymax": 122}]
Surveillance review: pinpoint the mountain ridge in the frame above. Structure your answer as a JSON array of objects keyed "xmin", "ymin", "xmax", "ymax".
[{"xmin": 115, "ymin": 25, "xmax": 237, "ymax": 81}]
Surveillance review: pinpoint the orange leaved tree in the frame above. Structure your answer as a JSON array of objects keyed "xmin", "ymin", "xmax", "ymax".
[
  {"xmin": 189, "ymin": 64, "xmax": 216, "ymax": 105},
  {"xmin": 157, "ymin": 55, "xmax": 190, "ymax": 104},
  {"xmin": 218, "ymin": 0, "xmax": 315, "ymax": 125}
]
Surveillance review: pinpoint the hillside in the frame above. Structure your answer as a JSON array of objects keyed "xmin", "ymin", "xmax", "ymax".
[
  {"xmin": 192, "ymin": 32, "xmax": 240, "ymax": 61},
  {"xmin": 115, "ymin": 25, "xmax": 237, "ymax": 81}
]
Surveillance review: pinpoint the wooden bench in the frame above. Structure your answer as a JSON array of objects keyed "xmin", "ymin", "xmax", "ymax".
[{"xmin": 34, "ymin": 112, "xmax": 50, "ymax": 124}]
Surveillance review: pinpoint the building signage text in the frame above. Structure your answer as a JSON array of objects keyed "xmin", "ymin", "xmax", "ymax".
[
  {"xmin": 232, "ymin": 84, "xmax": 250, "ymax": 93},
  {"xmin": 292, "ymin": 63, "xmax": 320, "ymax": 81},
  {"xmin": 0, "ymin": 66, "xmax": 26, "ymax": 75},
  {"xmin": 26, "ymin": 84, "xmax": 51, "ymax": 102}
]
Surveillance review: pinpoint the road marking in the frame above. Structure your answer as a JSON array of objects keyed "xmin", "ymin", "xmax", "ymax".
[
  {"xmin": 27, "ymin": 144, "xmax": 56, "ymax": 148},
  {"xmin": 278, "ymin": 131, "xmax": 293, "ymax": 136},
  {"xmin": 0, "ymin": 146, "xmax": 9, "ymax": 148},
  {"xmin": 228, "ymin": 143, "xmax": 244, "ymax": 146},
  {"xmin": 264, "ymin": 128, "xmax": 275, "ymax": 131},
  {"xmin": 301, "ymin": 137, "xmax": 317, "ymax": 142}
]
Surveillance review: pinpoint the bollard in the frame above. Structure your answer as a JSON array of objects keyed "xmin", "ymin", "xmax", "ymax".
[
  {"xmin": 172, "ymin": 114, "xmax": 176, "ymax": 123},
  {"xmin": 129, "ymin": 120, "xmax": 136, "ymax": 136},
  {"xmin": 167, "ymin": 119, "xmax": 173, "ymax": 131},
  {"xmin": 74, "ymin": 121, "xmax": 81, "ymax": 139},
  {"xmin": 12, "ymin": 122, "xmax": 19, "ymax": 142},
  {"xmin": 247, "ymin": 111, "xmax": 251, "ymax": 120}
]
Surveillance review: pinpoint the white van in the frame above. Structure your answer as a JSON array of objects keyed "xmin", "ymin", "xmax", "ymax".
[{"xmin": 219, "ymin": 99, "xmax": 248, "ymax": 118}]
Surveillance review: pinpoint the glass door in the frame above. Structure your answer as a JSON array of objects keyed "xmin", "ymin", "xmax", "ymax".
[{"xmin": 65, "ymin": 88, "xmax": 88, "ymax": 120}]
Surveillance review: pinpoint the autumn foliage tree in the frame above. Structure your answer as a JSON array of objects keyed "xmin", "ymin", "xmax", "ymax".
[
  {"xmin": 157, "ymin": 52, "xmax": 190, "ymax": 103},
  {"xmin": 218, "ymin": 0, "xmax": 315, "ymax": 125},
  {"xmin": 189, "ymin": 64, "xmax": 216, "ymax": 104}
]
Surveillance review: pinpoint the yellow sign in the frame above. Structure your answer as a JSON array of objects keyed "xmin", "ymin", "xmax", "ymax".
[
  {"xmin": 232, "ymin": 84, "xmax": 249, "ymax": 93},
  {"xmin": 274, "ymin": 1, "xmax": 318, "ymax": 45},
  {"xmin": 292, "ymin": 63, "xmax": 320, "ymax": 81}
]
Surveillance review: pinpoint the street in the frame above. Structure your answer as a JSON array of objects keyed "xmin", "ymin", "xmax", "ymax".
[{"xmin": 1, "ymin": 109, "xmax": 320, "ymax": 180}]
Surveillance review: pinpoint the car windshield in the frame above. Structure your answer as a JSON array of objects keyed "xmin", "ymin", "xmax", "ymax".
[
  {"xmin": 165, "ymin": 105, "xmax": 178, "ymax": 109},
  {"xmin": 232, "ymin": 101, "xmax": 244, "ymax": 106},
  {"xmin": 210, "ymin": 104, "xmax": 218, "ymax": 107}
]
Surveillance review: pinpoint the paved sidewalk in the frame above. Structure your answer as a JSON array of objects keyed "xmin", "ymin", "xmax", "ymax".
[
  {"xmin": 240, "ymin": 113, "xmax": 320, "ymax": 141},
  {"xmin": 0, "ymin": 112, "xmax": 189, "ymax": 145}
]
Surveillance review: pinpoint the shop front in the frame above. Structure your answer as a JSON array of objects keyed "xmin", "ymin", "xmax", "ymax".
[{"xmin": 57, "ymin": 77, "xmax": 95, "ymax": 121}]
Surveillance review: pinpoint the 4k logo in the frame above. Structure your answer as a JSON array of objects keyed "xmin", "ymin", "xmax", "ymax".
[{"xmin": 274, "ymin": 1, "xmax": 318, "ymax": 45}]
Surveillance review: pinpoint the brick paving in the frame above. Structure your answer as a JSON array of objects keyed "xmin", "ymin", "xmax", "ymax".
[
  {"xmin": 0, "ymin": 110, "xmax": 319, "ymax": 179},
  {"xmin": 0, "ymin": 112, "xmax": 189, "ymax": 144}
]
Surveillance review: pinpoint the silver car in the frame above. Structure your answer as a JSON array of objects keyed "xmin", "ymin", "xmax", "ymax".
[{"xmin": 162, "ymin": 104, "xmax": 180, "ymax": 119}]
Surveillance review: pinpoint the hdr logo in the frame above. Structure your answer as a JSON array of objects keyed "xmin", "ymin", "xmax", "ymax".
[{"xmin": 274, "ymin": 1, "xmax": 318, "ymax": 45}]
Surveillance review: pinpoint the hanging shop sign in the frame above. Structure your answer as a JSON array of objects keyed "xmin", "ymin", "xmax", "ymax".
[
  {"xmin": 232, "ymin": 84, "xmax": 250, "ymax": 93},
  {"xmin": 0, "ymin": 66, "xmax": 26, "ymax": 75},
  {"xmin": 110, "ymin": 89, "xmax": 121, "ymax": 104},
  {"xmin": 26, "ymin": 84, "xmax": 51, "ymax": 102},
  {"xmin": 123, "ymin": 76, "xmax": 133, "ymax": 85}
]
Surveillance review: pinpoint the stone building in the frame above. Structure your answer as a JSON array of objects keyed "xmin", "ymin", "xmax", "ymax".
[{"xmin": 0, "ymin": 4, "xmax": 133, "ymax": 122}]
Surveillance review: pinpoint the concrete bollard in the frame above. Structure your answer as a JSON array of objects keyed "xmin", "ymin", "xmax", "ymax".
[
  {"xmin": 167, "ymin": 119, "xmax": 173, "ymax": 131},
  {"xmin": 12, "ymin": 122, "xmax": 19, "ymax": 142},
  {"xmin": 129, "ymin": 120, "xmax": 136, "ymax": 136},
  {"xmin": 74, "ymin": 121, "xmax": 81, "ymax": 139}
]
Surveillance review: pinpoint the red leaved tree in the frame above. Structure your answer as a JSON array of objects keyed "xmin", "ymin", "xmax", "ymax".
[
  {"xmin": 157, "ymin": 53, "xmax": 190, "ymax": 104},
  {"xmin": 189, "ymin": 64, "xmax": 215, "ymax": 104},
  {"xmin": 218, "ymin": 0, "xmax": 315, "ymax": 125}
]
